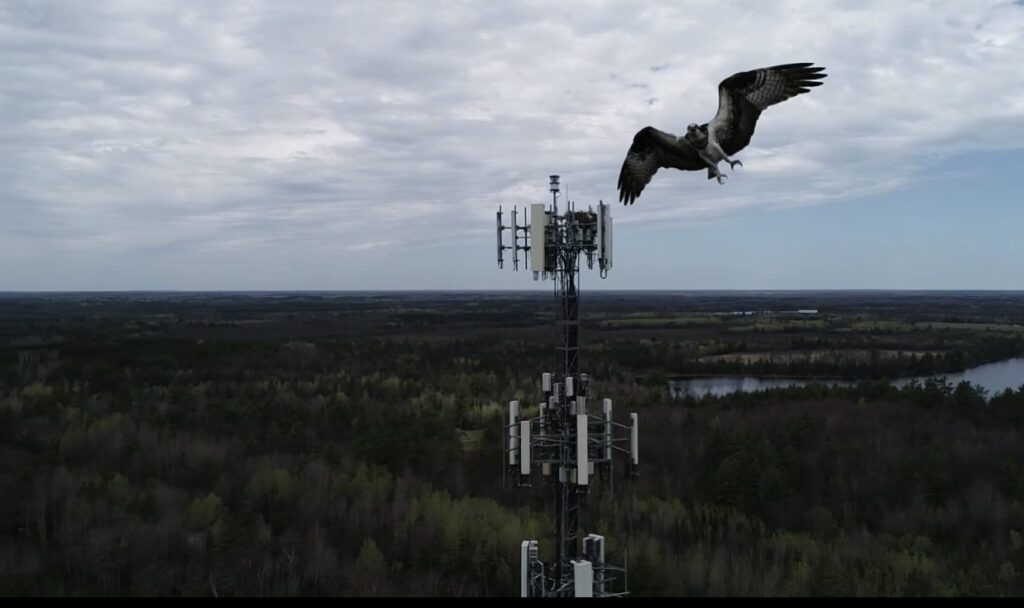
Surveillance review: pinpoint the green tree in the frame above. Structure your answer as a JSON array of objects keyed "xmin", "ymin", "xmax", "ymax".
[{"xmin": 353, "ymin": 538, "xmax": 387, "ymax": 596}]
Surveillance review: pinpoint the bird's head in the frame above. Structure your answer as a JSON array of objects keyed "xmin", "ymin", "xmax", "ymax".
[{"xmin": 684, "ymin": 123, "xmax": 707, "ymax": 148}]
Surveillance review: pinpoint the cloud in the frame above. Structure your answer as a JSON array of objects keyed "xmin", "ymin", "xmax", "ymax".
[{"xmin": 1, "ymin": 0, "xmax": 1023, "ymax": 288}]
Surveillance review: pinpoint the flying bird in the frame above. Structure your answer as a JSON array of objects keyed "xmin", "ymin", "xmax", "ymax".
[{"xmin": 617, "ymin": 63, "xmax": 827, "ymax": 205}]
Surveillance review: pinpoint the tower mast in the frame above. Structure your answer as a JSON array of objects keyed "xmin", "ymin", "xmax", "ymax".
[{"xmin": 496, "ymin": 175, "xmax": 637, "ymax": 597}]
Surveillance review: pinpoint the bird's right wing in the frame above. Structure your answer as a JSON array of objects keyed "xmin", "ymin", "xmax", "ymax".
[
  {"xmin": 710, "ymin": 63, "xmax": 827, "ymax": 156},
  {"xmin": 617, "ymin": 126, "xmax": 703, "ymax": 205}
]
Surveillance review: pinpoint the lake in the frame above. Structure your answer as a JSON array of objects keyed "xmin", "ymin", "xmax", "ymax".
[{"xmin": 669, "ymin": 357, "xmax": 1024, "ymax": 398}]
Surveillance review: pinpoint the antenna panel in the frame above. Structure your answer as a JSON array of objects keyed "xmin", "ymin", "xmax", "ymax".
[
  {"xmin": 520, "ymin": 420, "xmax": 531, "ymax": 476},
  {"xmin": 603, "ymin": 398, "xmax": 612, "ymax": 461},
  {"xmin": 572, "ymin": 561, "xmax": 593, "ymax": 597},
  {"xmin": 530, "ymin": 203, "xmax": 546, "ymax": 275},
  {"xmin": 598, "ymin": 202, "xmax": 612, "ymax": 273},
  {"xmin": 509, "ymin": 401, "xmax": 520, "ymax": 466},
  {"xmin": 630, "ymin": 412, "xmax": 639, "ymax": 466},
  {"xmin": 577, "ymin": 413, "xmax": 589, "ymax": 486},
  {"xmin": 511, "ymin": 207, "xmax": 519, "ymax": 270},
  {"xmin": 496, "ymin": 209, "xmax": 504, "ymax": 268}
]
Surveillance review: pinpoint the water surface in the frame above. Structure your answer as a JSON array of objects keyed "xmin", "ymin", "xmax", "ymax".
[{"xmin": 669, "ymin": 357, "xmax": 1024, "ymax": 398}]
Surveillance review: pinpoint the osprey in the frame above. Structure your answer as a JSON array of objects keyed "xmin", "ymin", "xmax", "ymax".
[{"xmin": 617, "ymin": 62, "xmax": 827, "ymax": 205}]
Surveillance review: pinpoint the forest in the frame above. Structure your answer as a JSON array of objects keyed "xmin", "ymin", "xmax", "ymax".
[{"xmin": 1, "ymin": 291, "xmax": 1023, "ymax": 596}]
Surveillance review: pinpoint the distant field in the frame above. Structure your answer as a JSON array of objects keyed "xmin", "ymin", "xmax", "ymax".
[
  {"xmin": 848, "ymin": 320, "xmax": 915, "ymax": 332},
  {"xmin": 600, "ymin": 315, "xmax": 723, "ymax": 328},
  {"xmin": 727, "ymin": 319, "xmax": 828, "ymax": 333},
  {"xmin": 700, "ymin": 349, "xmax": 945, "ymax": 364},
  {"xmin": 915, "ymin": 321, "xmax": 1024, "ymax": 332}
]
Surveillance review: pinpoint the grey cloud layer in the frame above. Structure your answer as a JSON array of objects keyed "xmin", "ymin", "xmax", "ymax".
[{"xmin": 2, "ymin": 0, "xmax": 1023, "ymax": 287}]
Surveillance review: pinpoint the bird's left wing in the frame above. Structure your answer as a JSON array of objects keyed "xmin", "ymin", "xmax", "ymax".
[
  {"xmin": 617, "ymin": 126, "xmax": 703, "ymax": 205},
  {"xmin": 709, "ymin": 63, "xmax": 827, "ymax": 156}
]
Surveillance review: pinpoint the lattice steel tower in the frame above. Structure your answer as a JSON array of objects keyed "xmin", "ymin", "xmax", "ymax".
[{"xmin": 496, "ymin": 175, "xmax": 638, "ymax": 598}]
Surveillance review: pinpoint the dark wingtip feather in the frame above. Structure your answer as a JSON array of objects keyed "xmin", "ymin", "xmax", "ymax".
[
  {"xmin": 784, "ymin": 64, "xmax": 828, "ymax": 94},
  {"xmin": 616, "ymin": 170, "xmax": 630, "ymax": 204},
  {"xmin": 782, "ymin": 64, "xmax": 827, "ymax": 75}
]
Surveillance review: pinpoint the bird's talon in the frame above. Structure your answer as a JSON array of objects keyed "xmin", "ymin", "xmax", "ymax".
[{"xmin": 717, "ymin": 174, "xmax": 727, "ymax": 184}]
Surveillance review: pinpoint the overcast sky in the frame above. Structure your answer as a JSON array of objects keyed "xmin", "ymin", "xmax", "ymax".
[{"xmin": 3, "ymin": 0, "xmax": 1024, "ymax": 291}]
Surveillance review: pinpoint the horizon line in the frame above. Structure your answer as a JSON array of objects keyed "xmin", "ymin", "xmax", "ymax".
[{"xmin": 3, "ymin": 288, "xmax": 1024, "ymax": 295}]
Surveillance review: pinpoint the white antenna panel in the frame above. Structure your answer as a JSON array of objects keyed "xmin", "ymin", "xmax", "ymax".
[
  {"xmin": 572, "ymin": 560, "xmax": 593, "ymax": 597},
  {"xmin": 577, "ymin": 413, "xmax": 589, "ymax": 486},
  {"xmin": 521, "ymin": 540, "xmax": 538, "ymax": 598},
  {"xmin": 530, "ymin": 204, "xmax": 546, "ymax": 274},
  {"xmin": 520, "ymin": 420, "xmax": 531, "ymax": 476}
]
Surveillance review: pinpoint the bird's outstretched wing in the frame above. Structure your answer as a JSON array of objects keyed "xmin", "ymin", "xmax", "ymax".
[
  {"xmin": 709, "ymin": 63, "xmax": 827, "ymax": 156},
  {"xmin": 617, "ymin": 126, "xmax": 704, "ymax": 205}
]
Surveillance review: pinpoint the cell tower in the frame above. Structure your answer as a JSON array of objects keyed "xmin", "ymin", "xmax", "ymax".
[{"xmin": 496, "ymin": 175, "xmax": 639, "ymax": 598}]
